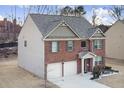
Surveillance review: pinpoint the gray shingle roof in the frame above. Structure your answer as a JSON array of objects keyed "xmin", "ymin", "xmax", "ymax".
[{"xmin": 30, "ymin": 14, "xmax": 95, "ymax": 38}]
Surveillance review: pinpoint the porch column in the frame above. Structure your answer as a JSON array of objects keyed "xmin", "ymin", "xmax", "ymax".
[
  {"xmin": 93, "ymin": 57, "xmax": 95, "ymax": 67},
  {"xmin": 81, "ymin": 58, "xmax": 84, "ymax": 75}
]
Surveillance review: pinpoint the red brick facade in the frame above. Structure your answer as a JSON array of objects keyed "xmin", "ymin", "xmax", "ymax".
[
  {"xmin": 45, "ymin": 40, "xmax": 82, "ymax": 64},
  {"xmin": 90, "ymin": 39, "xmax": 105, "ymax": 66},
  {"xmin": 45, "ymin": 39, "xmax": 105, "ymax": 63},
  {"xmin": 45, "ymin": 39, "xmax": 105, "ymax": 74}
]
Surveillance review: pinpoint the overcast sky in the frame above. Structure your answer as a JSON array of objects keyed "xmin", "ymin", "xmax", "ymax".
[{"xmin": 0, "ymin": 5, "xmax": 119, "ymax": 25}]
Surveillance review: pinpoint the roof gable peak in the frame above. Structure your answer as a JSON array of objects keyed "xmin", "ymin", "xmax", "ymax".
[{"xmin": 44, "ymin": 20, "xmax": 81, "ymax": 39}]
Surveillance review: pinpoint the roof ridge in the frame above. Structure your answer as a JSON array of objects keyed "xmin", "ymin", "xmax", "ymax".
[{"xmin": 29, "ymin": 13, "xmax": 85, "ymax": 19}]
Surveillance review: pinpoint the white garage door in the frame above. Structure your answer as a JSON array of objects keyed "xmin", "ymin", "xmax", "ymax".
[
  {"xmin": 47, "ymin": 63, "xmax": 62, "ymax": 80},
  {"xmin": 64, "ymin": 61, "xmax": 77, "ymax": 76}
]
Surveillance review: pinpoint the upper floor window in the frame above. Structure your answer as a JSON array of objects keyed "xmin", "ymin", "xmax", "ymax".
[
  {"xmin": 81, "ymin": 41, "xmax": 87, "ymax": 47},
  {"xmin": 52, "ymin": 41, "xmax": 59, "ymax": 52},
  {"xmin": 93, "ymin": 40, "xmax": 103, "ymax": 49},
  {"xmin": 67, "ymin": 41, "xmax": 74, "ymax": 52}
]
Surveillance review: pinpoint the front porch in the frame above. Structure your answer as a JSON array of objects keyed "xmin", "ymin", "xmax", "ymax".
[{"xmin": 78, "ymin": 52, "xmax": 96, "ymax": 74}]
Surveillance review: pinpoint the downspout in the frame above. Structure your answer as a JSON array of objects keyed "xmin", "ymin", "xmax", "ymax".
[
  {"xmin": 44, "ymin": 63, "xmax": 47, "ymax": 88},
  {"xmin": 62, "ymin": 59, "xmax": 64, "ymax": 80}
]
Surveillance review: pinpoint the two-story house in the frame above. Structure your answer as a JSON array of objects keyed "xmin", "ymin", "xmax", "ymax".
[{"xmin": 18, "ymin": 14, "xmax": 105, "ymax": 80}]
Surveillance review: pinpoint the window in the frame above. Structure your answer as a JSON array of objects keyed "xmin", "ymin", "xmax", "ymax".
[
  {"xmin": 52, "ymin": 41, "xmax": 59, "ymax": 52},
  {"xmin": 67, "ymin": 41, "xmax": 74, "ymax": 52},
  {"xmin": 93, "ymin": 40, "xmax": 103, "ymax": 49},
  {"xmin": 95, "ymin": 56, "xmax": 103, "ymax": 65},
  {"xmin": 81, "ymin": 41, "xmax": 87, "ymax": 47},
  {"xmin": 24, "ymin": 40, "xmax": 27, "ymax": 47}
]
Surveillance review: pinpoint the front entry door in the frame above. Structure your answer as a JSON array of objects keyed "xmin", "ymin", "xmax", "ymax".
[{"xmin": 84, "ymin": 58, "xmax": 92, "ymax": 73}]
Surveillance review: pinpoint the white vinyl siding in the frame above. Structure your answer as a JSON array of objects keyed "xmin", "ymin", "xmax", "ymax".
[
  {"xmin": 52, "ymin": 41, "xmax": 59, "ymax": 52},
  {"xmin": 67, "ymin": 41, "xmax": 74, "ymax": 52},
  {"xmin": 18, "ymin": 15, "xmax": 44, "ymax": 78},
  {"xmin": 94, "ymin": 40, "xmax": 103, "ymax": 49}
]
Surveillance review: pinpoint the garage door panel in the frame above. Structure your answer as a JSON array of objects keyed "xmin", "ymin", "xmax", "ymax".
[
  {"xmin": 47, "ymin": 63, "xmax": 62, "ymax": 79},
  {"xmin": 47, "ymin": 61, "xmax": 77, "ymax": 80},
  {"xmin": 64, "ymin": 61, "xmax": 77, "ymax": 76}
]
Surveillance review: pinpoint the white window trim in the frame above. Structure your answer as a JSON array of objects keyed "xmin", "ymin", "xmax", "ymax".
[
  {"xmin": 94, "ymin": 40, "xmax": 103, "ymax": 49},
  {"xmin": 95, "ymin": 56, "xmax": 103, "ymax": 64},
  {"xmin": 51, "ymin": 41, "xmax": 58, "ymax": 52},
  {"xmin": 67, "ymin": 40, "xmax": 74, "ymax": 52},
  {"xmin": 95, "ymin": 56, "xmax": 102, "ymax": 61},
  {"xmin": 81, "ymin": 41, "xmax": 87, "ymax": 48}
]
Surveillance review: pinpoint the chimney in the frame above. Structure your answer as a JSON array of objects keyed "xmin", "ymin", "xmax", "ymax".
[{"xmin": 13, "ymin": 19, "xmax": 16, "ymax": 25}]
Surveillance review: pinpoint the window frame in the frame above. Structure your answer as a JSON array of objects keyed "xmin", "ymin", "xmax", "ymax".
[
  {"xmin": 93, "ymin": 39, "xmax": 103, "ymax": 49},
  {"xmin": 95, "ymin": 56, "xmax": 103, "ymax": 65},
  {"xmin": 67, "ymin": 40, "xmax": 74, "ymax": 52},
  {"xmin": 81, "ymin": 41, "xmax": 87, "ymax": 48},
  {"xmin": 51, "ymin": 41, "xmax": 59, "ymax": 53}
]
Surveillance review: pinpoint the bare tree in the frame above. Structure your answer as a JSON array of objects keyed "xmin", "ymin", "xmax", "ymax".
[
  {"xmin": 91, "ymin": 7, "xmax": 103, "ymax": 26},
  {"xmin": 91, "ymin": 7, "xmax": 116, "ymax": 26},
  {"xmin": 109, "ymin": 5, "xmax": 124, "ymax": 21},
  {"xmin": 92, "ymin": 8, "xmax": 97, "ymax": 26}
]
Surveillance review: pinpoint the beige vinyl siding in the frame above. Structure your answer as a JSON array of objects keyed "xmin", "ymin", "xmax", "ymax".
[
  {"xmin": 47, "ymin": 24, "xmax": 77, "ymax": 38},
  {"xmin": 92, "ymin": 33, "xmax": 104, "ymax": 38},
  {"xmin": 105, "ymin": 21, "xmax": 124, "ymax": 60}
]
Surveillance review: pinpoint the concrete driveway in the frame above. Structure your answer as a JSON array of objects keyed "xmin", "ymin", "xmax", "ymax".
[{"xmin": 49, "ymin": 73, "xmax": 109, "ymax": 88}]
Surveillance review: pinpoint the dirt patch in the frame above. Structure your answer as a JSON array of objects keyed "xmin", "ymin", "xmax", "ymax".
[
  {"xmin": 0, "ymin": 57, "xmax": 58, "ymax": 88},
  {"xmin": 96, "ymin": 58, "xmax": 124, "ymax": 88}
]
